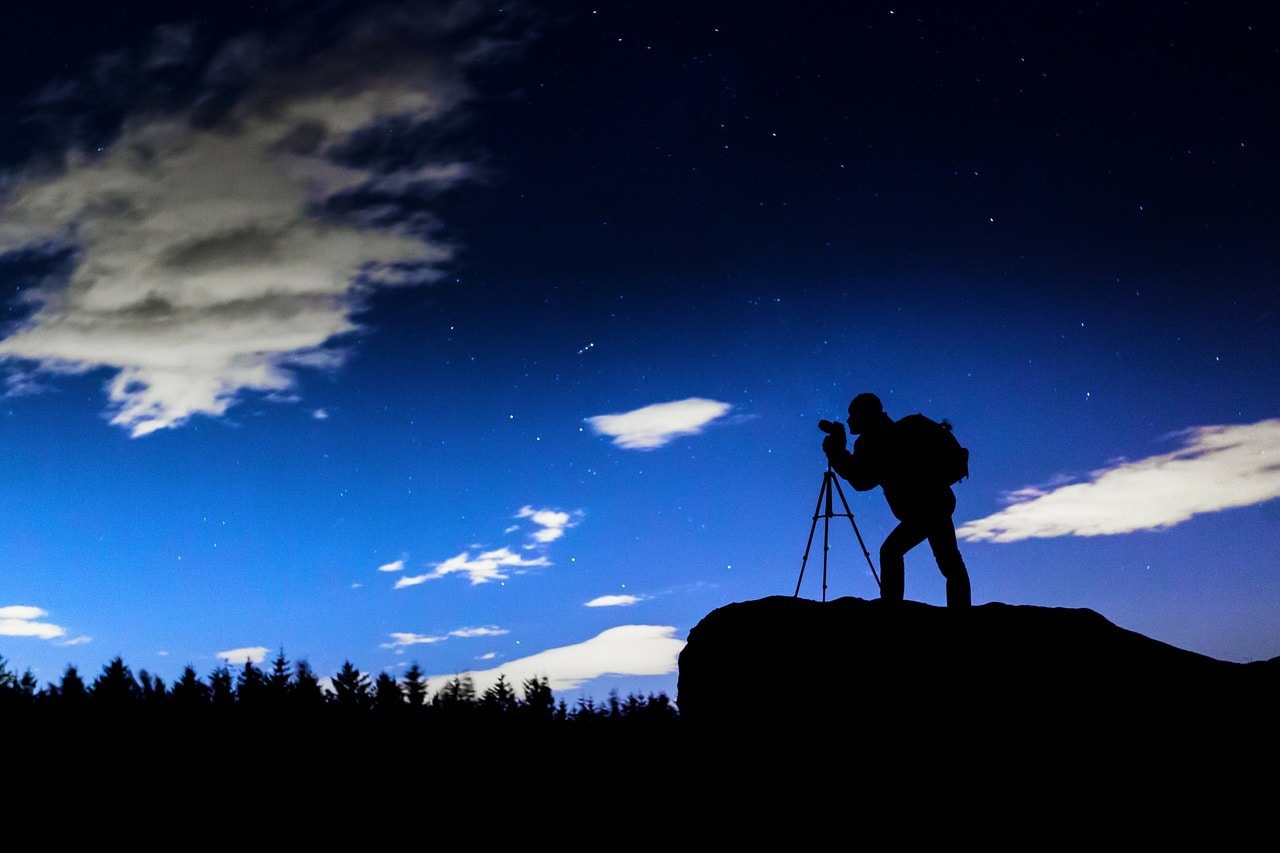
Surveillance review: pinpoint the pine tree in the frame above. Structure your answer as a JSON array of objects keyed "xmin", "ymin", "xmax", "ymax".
[
  {"xmin": 372, "ymin": 671, "xmax": 405, "ymax": 712},
  {"xmin": 481, "ymin": 674, "xmax": 519, "ymax": 716},
  {"xmin": 265, "ymin": 649, "xmax": 292, "ymax": 704},
  {"xmin": 208, "ymin": 665, "xmax": 235, "ymax": 707},
  {"xmin": 403, "ymin": 662, "xmax": 428, "ymax": 708},
  {"xmin": 235, "ymin": 659, "xmax": 268, "ymax": 705},
  {"xmin": 291, "ymin": 659, "xmax": 325, "ymax": 708},
  {"xmin": 435, "ymin": 674, "xmax": 476, "ymax": 710},
  {"xmin": 331, "ymin": 661, "xmax": 372, "ymax": 709},
  {"xmin": 172, "ymin": 665, "xmax": 210, "ymax": 706},
  {"xmin": 91, "ymin": 656, "xmax": 141, "ymax": 707},
  {"xmin": 521, "ymin": 675, "xmax": 555, "ymax": 721},
  {"xmin": 0, "ymin": 655, "xmax": 18, "ymax": 703},
  {"xmin": 138, "ymin": 670, "xmax": 169, "ymax": 706},
  {"xmin": 57, "ymin": 665, "xmax": 89, "ymax": 707}
]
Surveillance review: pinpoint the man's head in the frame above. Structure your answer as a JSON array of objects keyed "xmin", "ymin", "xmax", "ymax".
[{"xmin": 846, "ymin": 392, "xmax": 884, "ymax": 434}]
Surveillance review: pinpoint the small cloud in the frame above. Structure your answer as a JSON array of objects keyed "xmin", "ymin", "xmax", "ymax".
[
  {"xmin": 426, "ymin": 624, "xmax": 685, "ymax": 696},
  {"xmin": 217, "ymin": 645, "xmax": 269, "ymax": 665},
  {"xmin": 586, "ymin": 397, "xmax": 732, "ymax": 450},
  {"xmin": 586, "ymin": 595, "xmax": 642, "ymax": 607},
  {"xmin": 449, "ymin": 626, "xmax": 508, "ymax": 638},
  {"xmin": 516, "ymin": 505, "xmax": 581, "ymax": 544},
  {"xmin": 380, "ymin": 632, "xmax": 447, "ymax": 649},
  {"xmin": 59, "ymin": 635, "xmax": 93, "ymax": 646},
  {"xmin": 377, "ymin": 559, "xmax": 405, "ymax": 573},
  {"xmin": 394, "ymin": 574, "xmax": 430, "ymax": 588},
  {"xmin": 312, "ymin": 408, "xmax": 329, "ymax": 420},
  {"xmin": 0, "ymin": 605, "xmax": 68, "ymax": 640},
  {"xmin": 958, "ymin": 419, "xmax": 1280, "ymax": 543}
]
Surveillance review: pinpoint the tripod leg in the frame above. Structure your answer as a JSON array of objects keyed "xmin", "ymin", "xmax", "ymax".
[
  {"xmin": 820, "ymin": 473, "xmax": 832, "ymax": 601},
  {"xmin": 794, "ymin": 475, "xmax": 829, "ymax": 597},
  {"xmin": 828, "ymin": 474, "xmax": 880, "ymax": 588}
]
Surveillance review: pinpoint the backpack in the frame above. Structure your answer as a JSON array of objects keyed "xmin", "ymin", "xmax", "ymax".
[{"xmin": 893, "ymin": 413, "xmax": 970, "ymax": 486}]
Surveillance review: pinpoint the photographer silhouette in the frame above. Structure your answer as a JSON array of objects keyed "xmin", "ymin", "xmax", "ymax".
[{"xmin": 822, "ymin": 393, "xmax": 972, "ymax": 608}]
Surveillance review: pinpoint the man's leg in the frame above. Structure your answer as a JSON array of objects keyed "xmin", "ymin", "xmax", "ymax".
[
  {"xmin": 880, "ymin": 521, "xmax": 926, "ymax": 603},
  {"xmin": 927, "ymin": 519, "xmax": 971, "ymax": 608}
]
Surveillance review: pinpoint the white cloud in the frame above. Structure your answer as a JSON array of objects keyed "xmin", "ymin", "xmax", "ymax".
[
  {"xmin": 377, "ymin": 559, "xmax": 405, "ymax": 573},
  {"xmin": 381, "ymin": 632, "xmax": 447, "ymax": 649},
  {"xmin": 449, "ymin": 626, "xmax": 508, "ymax": 638},
  {"xmin": 382, "ymin": 625, "xmax": 507, "ymax": 649},
  {"xmin": 0, "ymin": 4, "xmax": 508, "ymax": 437},
  {"xmin": 0, "ymin": 605, "xmax": 47, "ymax": 621},
  {"xmin": 395, "ymin": 505, "xmax": 581, "ymax": 589},
  {"xmin": 395, "ymin": 547, "xmax": 549, "ymax": 587},
  {"xmin": 586, "ymin": 397, "xmax": 732, "ymax": 450},
  {"xmin": 429, "ymin": 547, "xmax": 549, "ymax": 585},
  {"xmin": 0, "ymin": 605, "xmax": 68, "ymax": 640},
  {"xmin": 958, "ymin": 419, "xmax": 1280, "ymax": 543},
  {"xmin": 425, "ymin": 624, "xmax": 685, "ymax": 696},
  {"xmin": 217, "ymin": 645, "xmax": 269, "ymax": 665},
  {"xmin": 516, "ymin": 505, "xmax": 580, "ymax": 544},
  {"xmin": 586, "ymin": 595, "xmax": 642, "ymax": 607}
]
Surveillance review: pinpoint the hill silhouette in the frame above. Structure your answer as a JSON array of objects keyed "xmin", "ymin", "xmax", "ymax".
[
  {"xmin": 7, "ymin": 596, "xmax": 1276, "ymax": 833},
  {"xmin": 678, "ymin": 596, "xmax": 1279, "ymax": 759},
  {"xmin": 673, "ymin": 596, "xmax": 1278, "ymax": 835}
]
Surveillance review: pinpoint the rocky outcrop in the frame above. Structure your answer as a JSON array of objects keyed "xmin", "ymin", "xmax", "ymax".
[{"xmin": 676, "ymin": 596, "xmax": 1280, "ymax": 757}]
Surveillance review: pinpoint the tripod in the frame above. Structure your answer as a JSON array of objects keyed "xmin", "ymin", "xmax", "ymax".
[{"xmin": 794, "ymin": 466, "xmax": 880, "ymax": 601}]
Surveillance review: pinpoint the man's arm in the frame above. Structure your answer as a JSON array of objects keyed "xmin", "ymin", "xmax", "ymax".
[{"xmin": 823, "ymin": 430, "xmax": 878, "ymax": 491}]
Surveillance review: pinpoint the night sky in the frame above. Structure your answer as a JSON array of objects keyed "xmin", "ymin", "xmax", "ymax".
[{"xmin": 2, "ymin": 0, "xmax": 1277, "ymax": 705}]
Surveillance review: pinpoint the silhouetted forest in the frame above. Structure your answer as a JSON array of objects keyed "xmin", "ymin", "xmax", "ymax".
[{"xmin": 0, "ymin": 650, "xmax": 680, "ymax": 737}]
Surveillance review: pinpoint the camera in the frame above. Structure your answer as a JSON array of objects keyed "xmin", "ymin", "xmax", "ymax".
[{"xmin": 818, "ymin": 419, "xmax": 844, "ymax": 435}]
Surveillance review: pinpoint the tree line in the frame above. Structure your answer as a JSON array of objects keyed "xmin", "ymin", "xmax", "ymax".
[{"xmin": 0, "ymin": 650, "xmax": 679, "ymax": 730}]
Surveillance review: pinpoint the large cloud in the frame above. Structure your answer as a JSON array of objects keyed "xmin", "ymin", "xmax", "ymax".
[
  {"xmin": 425, "ymin": 624, "xmax": 685, "ymax": 695},
  {"xmin": 958, "ymin": 419, "xmax": 1280, "ymax": 542},
  {"xmin": 0, "ymin": 2, "xmax": 515, "ymax": 436},
  {"xmin": 586, "ymin": 397, "xmax": 732, "ymax": 450},
  {"xmin": 0, "ymin": 605, "xmax": 68, "ymax": 640}
]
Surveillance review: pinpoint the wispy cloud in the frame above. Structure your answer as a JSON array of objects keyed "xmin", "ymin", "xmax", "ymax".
[
  {"xmin": 0, "ymin": 2, "xmax": 525, "ymax": 436},
  {"xmin": 394, "ymin": 504, "xmax": 581, "ymax": 587},
  {"xmin": 958, "ymin": 419, "xmax": 1280, "ymax": 543},
  {"xmin": 425, "ymin": 624, "xmax": 685, "ymax": 695},
  {"xmin": 381, "ymin": 632, "xmax": 447, "ymax": 649},
  {"xmin": 0, "ymin": 605, "xmax": 68, "ymax": 640},
  {"xmin": 217, "ymin": 645, "xmax": 269, "ymax": 665},
  {"xmin": 398, "ymin": 547, "xmax": 550, "ymax": 587},
  {"xmin": 585, "ymin": 595, "xmax": 643, "ymax": 607},
  {"xmin": 381, "ymin": 625, "xmax": 508, "ymax": 650},
  {"xmin": 449, "ymin": 626, "xmax": 508, "ymax": 638},
  {"xmin": 377, "ymin": 559, "xmax": 405, "ymax": 573},
  {"xmin": 586, "ymin": 397, "xmax": 732, "ymax": 450}
]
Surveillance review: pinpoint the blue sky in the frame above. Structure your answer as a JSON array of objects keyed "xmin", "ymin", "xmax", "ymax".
[{"xmin": 2, "ymin": 1, "xmax": 1278, "ymax": 704}]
